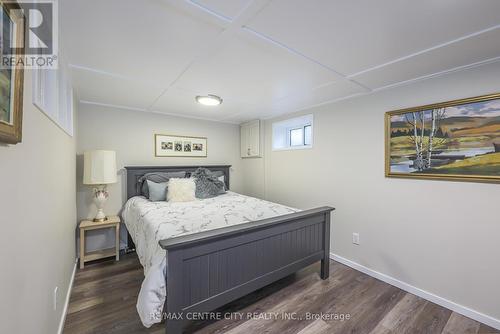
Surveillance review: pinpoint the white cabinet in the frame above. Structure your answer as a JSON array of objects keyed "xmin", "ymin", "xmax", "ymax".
[{"xmin": 240, "ymin": 120, "xmax": 261, "ymax": 158}]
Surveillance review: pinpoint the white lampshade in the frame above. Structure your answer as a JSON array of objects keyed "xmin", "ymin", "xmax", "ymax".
[{"xmin": 83, "ymin": 150, "xmax": 117, "ymax": 185}]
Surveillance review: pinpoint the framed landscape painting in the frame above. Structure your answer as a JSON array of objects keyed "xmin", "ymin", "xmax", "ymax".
[
  {"xmin": 0, "ymin": 1, "xmax": 24, "ymax": 144},
  {"xmin": 155, "ymin": 134, "xmax": 207, "ymax": 157},
  {"xmin": 385, "ymin": 93, "xmax": 500, "ymax": 183}
]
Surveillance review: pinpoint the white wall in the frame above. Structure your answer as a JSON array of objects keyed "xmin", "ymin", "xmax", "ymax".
[
  {"xmin": 0, "ymin": 71, "xmax": 77, "ymax": 333},
  {"xmin": 240, "ymin": 157, "xmax": 266, "ymax": 198},
  {"xmin": 76, "ymin": 104, "xmax": 244, "ymax": 252},
  {"xmin": 245, "ymin": 61, "xmax": 500, "ymax": 324}
]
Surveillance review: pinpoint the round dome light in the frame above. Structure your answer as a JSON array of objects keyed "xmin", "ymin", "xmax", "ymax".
[{"xmin": 195, "ymin": 94, "xmax": 223, "ymax": 106}]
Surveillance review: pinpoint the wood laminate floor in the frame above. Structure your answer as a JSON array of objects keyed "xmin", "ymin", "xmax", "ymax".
[{"xmin": 64, "ymin": 254, "xmax": 499, "ymax": 334}]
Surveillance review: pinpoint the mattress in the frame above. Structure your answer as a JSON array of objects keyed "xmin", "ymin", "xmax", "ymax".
[{"xmin": 122, "ymin": 191, "xmax": 299, "ymax": 327}]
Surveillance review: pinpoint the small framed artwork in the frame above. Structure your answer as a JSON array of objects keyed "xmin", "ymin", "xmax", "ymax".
[
  {"xmin": 155, "ymin": 134, "xmax": 207, "ymax": 157},
  {"xmin": 0, "ymin": 1, "xmax": 25, "ymax": 144},
  {"xmin": 385, "ymin": 92, "xmax": 500, "ymax": 183}
]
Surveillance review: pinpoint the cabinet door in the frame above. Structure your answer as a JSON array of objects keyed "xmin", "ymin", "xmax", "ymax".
[
  {"xmin": 241, "ymin": 120, "xmax": 260, "ymax": 158},
  {"xmin": 248, "ymin": 121, "xmax": 260, "ymax": 156},
  {"xmin": 240, "ymin": 124, "xmax": 249, "ymax": 157}
]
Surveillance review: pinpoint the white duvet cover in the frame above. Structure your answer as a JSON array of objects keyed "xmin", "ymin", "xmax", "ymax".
[{"xmin": 122, "ymin": 191, "xmax": 299, "ymax": 327}]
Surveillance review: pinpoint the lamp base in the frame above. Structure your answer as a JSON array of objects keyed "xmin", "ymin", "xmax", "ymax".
[{"xmin": 93, "ymin": 187, "xmax": 109, "ymax": 223}]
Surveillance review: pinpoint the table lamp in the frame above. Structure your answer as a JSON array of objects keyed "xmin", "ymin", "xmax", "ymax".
[{"xmin": 83, "ymin": 150, "xmax": 117, "ymax": 222}]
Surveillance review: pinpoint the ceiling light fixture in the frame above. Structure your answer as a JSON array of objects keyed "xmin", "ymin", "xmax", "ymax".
[{"xmin": 195, "ymin": 94, "xmax": 223, "ymax": 106}]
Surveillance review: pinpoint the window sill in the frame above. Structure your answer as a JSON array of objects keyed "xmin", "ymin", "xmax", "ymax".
[{"xmin": 272, "ymin": 145, "xmax": 313, "ymax": 151}]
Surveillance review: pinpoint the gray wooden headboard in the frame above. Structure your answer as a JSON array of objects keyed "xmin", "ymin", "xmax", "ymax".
[{"xmin": 124, "ymin": 165, "xmax": 231, "ymax": 199}]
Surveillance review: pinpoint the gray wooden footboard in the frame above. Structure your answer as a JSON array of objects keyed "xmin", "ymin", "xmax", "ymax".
[{"xmin": 159, "ymin": 206, "xmax": 334, "ymax": 334}]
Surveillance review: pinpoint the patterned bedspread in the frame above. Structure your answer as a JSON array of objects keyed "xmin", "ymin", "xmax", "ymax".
[{"xmin": 122, "ymin": 191, "xmax": 299, "ymax": 327}]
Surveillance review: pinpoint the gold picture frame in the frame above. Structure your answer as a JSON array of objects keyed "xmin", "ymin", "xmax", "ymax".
[
  {"xmin": 385, "ymin": 92, "xmax": 500, "ymax": 183},
  {"xmin": 155, "ymin": 134, "xmax": 207, "ymax": 157},
  {"xmin": 0, "ymin": 0, "xmax": 25, "ymax": 144}
]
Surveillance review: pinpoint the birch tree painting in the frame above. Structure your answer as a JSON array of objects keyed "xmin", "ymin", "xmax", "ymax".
[
  {"xmin": 386, "ymin": 94, "xmax": 500, "ymax": 182},
  {"xmin": 403, "ymin": 108, "xmax": 447, "ymax": 171}
]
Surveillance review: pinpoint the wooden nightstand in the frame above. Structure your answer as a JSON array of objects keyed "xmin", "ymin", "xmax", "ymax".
[{"xmin": 79, "ymin": 216, "xmax": 120, "ymax": 269}]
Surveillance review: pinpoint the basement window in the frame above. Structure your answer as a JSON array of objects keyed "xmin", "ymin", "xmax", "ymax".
[{"xmin": 272, "ymin": 114, "xmax": 313, "ymax": 150}]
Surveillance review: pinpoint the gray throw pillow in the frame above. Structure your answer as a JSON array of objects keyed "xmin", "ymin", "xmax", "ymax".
[
  {"xmin": 146, "ymin": 180, "xmax": 168, "ymax": 201},
  {"xmin": 139, "ymin": 171, "xmax": 186, "ymax": 197},
  {"xmin": 191, "ymin": 168, "xmax": 226, "ymax": 199}
]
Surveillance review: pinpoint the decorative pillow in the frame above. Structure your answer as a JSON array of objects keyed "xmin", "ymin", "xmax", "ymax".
[
  {"xmin": 167, "ymin": 178, "xmax": 196, "ymax": 202},
  {"xmin": 218, "ymin": 176, "xmax": 226, "ymax": 190},
  {"xmin": 191, "ymin": 167, "xmax": 226, "ymax": 199},
  {"xmin": 138, "ymin": 171, "xmax": 186, "ymax": 197},
  {"xmin": 211, "ymin": 170, "xmax": 224, "ymax": 178},
  {"xmin": 146, "ymin": 180, "xmax": 168, "ymax": 202}
]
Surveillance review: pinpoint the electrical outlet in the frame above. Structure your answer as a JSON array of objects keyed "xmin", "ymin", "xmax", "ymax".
[
  {"xmin": 53, "ymin": 287, "xmax": 58, "ymax": 311},
  {"xmin": 352, "ymin": 233, "xmax": 360, "ymax": 245}
]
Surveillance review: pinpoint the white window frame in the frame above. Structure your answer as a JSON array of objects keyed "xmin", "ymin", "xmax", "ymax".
[
  {"xmin": 287, "ymin": 124, "xmax": 312, "ymax": 147},
  {"xmin": 304, "ymin": 124, "xmax": 312, "ymax": 146},
  {"xmin": 32, "ymin": 60, "xmax": 74, "ymax": 137},
  {"xmin": 272, "ymin": 114, "xmax": 313, "ymax": 151}
]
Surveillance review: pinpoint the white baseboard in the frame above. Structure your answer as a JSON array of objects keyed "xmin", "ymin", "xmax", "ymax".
[
  {"xmin": 330, "ymin": 253, "xmax": 500, "ymax": 330},
  {"xmin": 57, "ymin": 260, "xmax": 77, "ymax": 334}
]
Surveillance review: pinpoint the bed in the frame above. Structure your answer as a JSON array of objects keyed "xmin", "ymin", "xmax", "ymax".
[{"xmin": 123, "ymin": 165, "xmax": 334, "ymax": 333}]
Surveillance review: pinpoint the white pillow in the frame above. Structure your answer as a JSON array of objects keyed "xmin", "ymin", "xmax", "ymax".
[{"xmin": 167, "ymin": 178, "xmax": 196, "ymax": 202}]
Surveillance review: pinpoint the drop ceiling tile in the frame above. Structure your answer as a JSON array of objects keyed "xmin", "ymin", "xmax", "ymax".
[
  {"xmin": 151, "ymin": 87, "xmax": 265, "ymax": 122},
  {"xmin": 190, "ymin": 0, "xmax": 252, "ymax": 20},
  {"xmin": 174, "ymin": 31, "xmax": 341, "ymax": 107},
  {"xmin": 222, "ymin": 79, "xmax": 367, "ymax": 122},
  {"xmin": 246, "ymin": 0, "xmax": 500, "ymax": 75},
  {"xmin": 72, "ymin": 68, "xmax": 165, "ymax": 109},
  {"xmin": 61, "ymin": 0, "xmax": 224, "ymax": 86},
  {"xmin": 352, "ymin": 28, "xmax": 500, "ymax": 89},
  {"xmin": 271, "ymin": 79, "xmax": 367, "ymax": 114}
]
